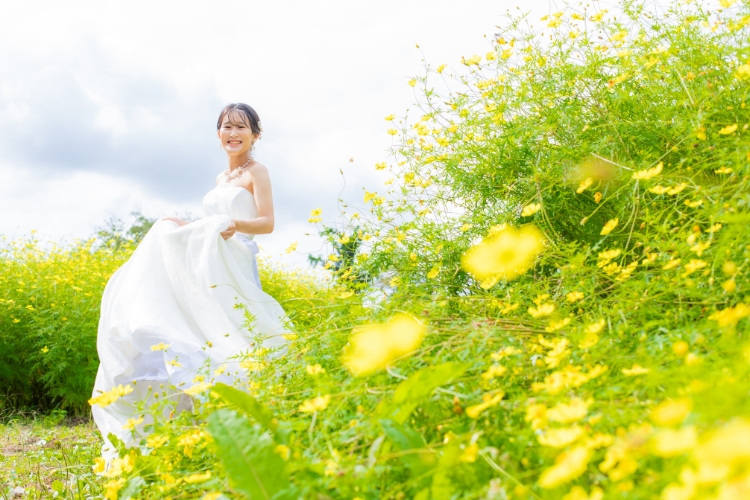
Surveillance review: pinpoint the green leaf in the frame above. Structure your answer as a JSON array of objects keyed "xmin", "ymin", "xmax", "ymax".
[
  {"xmin": 380, "ymin": 418, "xmax": 434, "ymax": 475},
  {"xmin": 211, "ymin": 382, "xmax": 277, "ymax": 430},
  {"xmin": 208, "ymin": 409, "xmax": 289, "ymax": 499},
  {"xmin": 119, "ymin": 477, "xmax": 145, "ymax": 500},
  {"xmin": 383, "ymin": 362, "xmax": 468, "ymax": 423}
]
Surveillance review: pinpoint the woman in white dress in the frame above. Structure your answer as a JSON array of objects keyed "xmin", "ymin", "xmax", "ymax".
[{"xmin": 90, "ymin": 103, "xmax": 289, "ymax": 458}]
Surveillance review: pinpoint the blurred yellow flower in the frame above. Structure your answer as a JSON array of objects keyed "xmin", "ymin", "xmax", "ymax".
[
  {"xmin": 538, "ymin": 426, "xmax": 585, "ymax": 448},
  {"xmin": 521, "ymin": 203, "xmax": 541, "ymax": 217},
  {"xmin": 481, "ymin": 365, "xmax": 508, "ymax": 380},
  {"xmin": 436, "ymin": 64, "xmax": 447, "ymax": 73},
  {"xmin": 375, "ymin": 162, "xmax": 387, "ymax": 170},
  {"xmin": 576, "ymin": 178, "xmax": 593, "ymax": 193},
  {"xmin": 651, "ymin": 398, "xmax": 692, "ymax": 426},
  {"xmin": 92, "ymin": 457, "xmax": 106, "ymax": 474},
  {"xmin": 122, "ymin": 416, "xmax": 143, "ymax": 431},
  {"xmin": 466, "ymin": 392, "xmax": 504, "ymax": 418},
  {"xmin": 651, "ymin": 427, "xmax": 697, "ymax": 457},
  {"xmin": 274, "ymin": 444, "xmax": 291, "ymax": 460},
  {"xmin": 548, "ymin": 398, "xmax": 591, "ymax": 423},
  {"xmin": 563, "ymin": 486, "xmax": 603, "ymax": 500},
  {"xmin": 622, "ymin": 364, "xmax": 650, "ymax": 376},
  {"xmin": 632, "ymin": 162, "xmax": 663, "ymax": 181},
  {"xmin": 709, "ymin": 303, "xmax": 750, "ymax": 326},
  {"xmin": 343, "ymin": 314, "xmax": 425, "ymax": 376},
  {"xmin": 387, "ymin": 128, "xmax": 398, "ymax": 136},
  {"xmin": 299, "ymin": 394, "xmax": 331, "ymax": 413},
  {"xmin": 600, "ymin": 218, "xmax": 619, "ymax": 235},
  {"xmin": 566, "ymin": 291, "xmax": 584, "ymax": 303},
  {"xmin": 150, "ymin": 342, "xmax": 170, "ymax": 351},
  {"xmin": 184, "ymin": 471, "xmax": 211, "ymax": 484},
  {"xmin": 306, "ymin": 364, "xmax": 326, "ymax": 375},
  {"xmin": 146, "ymin": 434, "xmax": 168, "ymax": 449},
  {"xmin": 408, "ymin": 79, "xmax": 417, "ymax": 87},
  {"xmin": 384, "ymin": 114, "xmax": 395, "ymax": 121},
  {"xmin": 719, "ymin": 123, "xmax": 738, "ymax": 135},
  {"xmin": 103, "ymin": 479, "xmax": 126, "ymax": 500},
  {"xmin": 529, "ymin": 303, "xmax": 555, "ymax": 318},
  {"xmin": 539, "ymin": 446, "xmax": 592, "ymax": 488},
  {"xmin": 663, "ymin": 258, "xmax": 681, "ymax": 270},
  {"xmin": 427, "ymin": 266, "xmax": 440, "ymax": 279},
  {"xmin": 89, "ymin": 385, "xmax": 133, "ymax": 408},
  {"xmin": 285, "ymin": 242, "xmax": 298, "ymax": 254},
  {"xmin": 461, "ymin": 225, "xmax": 544, "ymax": 286},
  {"xmin": 184, "ymin": 382, "xmax": 212, "ymax": 396}
]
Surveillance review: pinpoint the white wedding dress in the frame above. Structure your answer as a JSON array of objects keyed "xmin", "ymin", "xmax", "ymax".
[{"xmin": 91, "ymin": 186, "xmax": 289, "ymax": 457}]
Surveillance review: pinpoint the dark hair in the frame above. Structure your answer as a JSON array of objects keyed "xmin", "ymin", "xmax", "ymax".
[{"xmin": 216, "ymin": 103, "xmax": 262, "ymax": 138}]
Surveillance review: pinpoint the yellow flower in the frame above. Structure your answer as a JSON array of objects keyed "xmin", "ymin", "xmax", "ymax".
[
  {"xmin": 375, "ymin": 162, "xmax": 387, "ymax": 170},
  {"xmin": 667, "ymin": 183, "xmax": 687, "ymax": 195},
  {"xmin": 274, "ymin": 444, "xmax": 291, "ymax": 460},
  {"xmin": 459, "ymin": 442, "xmax": 479, "ymax": 462},
  {"xmin": 692, "ymin": 418, "xmax": 750, "ymax": 483},
  {"xmin": 214, "ymin": 364, "xmax": 227, "ymax": 375},
  {"xmin": 566, "ymin": 291, "xmax": 584, "ymax": 303},
  {"xmin": 146, "ymin": 434, "xmax": 169, "ymax": 449},
  {"xmin": 672, "ymin": 341, "xmax": 689, "ymax": 357},
  {"xmin": 548, "ymin": 398, "xmax": 591, "ymax": 423},
  {"xmin": 151, "ymin": 342, "xmax": 170, "ymax": 351},
  {"xmin": 122, "ymin": 416, "xmax": 144, "ymax": 430},
  {"xmin": 735, "ymin": 63, "xmax": 750, "ymax": 80},
  {"xmin": 715, "ymin": 166, "xmax": 733, "ymax": 174},
  {"xmin": 363, "ymin": 191, "xmax": 377, "ymax": 203},
  {"xmin": 709, "ymin": 303, "xmax": 750, "ymax": 326},
  {"xmin": 481, "ymin": 365, "xmax": 508, "ymax": 380},
  {"xmin": 684, "ymin": 199, "xmax": 703, "ymax": 208},
  {"xmin": 306, "ymin": 364, "xmax": 326, "ymax": 375},
  {"xmin": 384, "ymin": 114, "xmax": 395, "ymax": 121},
  {"xmin": 563, "ymin": 486, "xmax": 603, "ymax": 500},
  {"xmin": 651, "ymin": 398, "xmax": 692, "ymax": 427},
  {"xmin": 92, "ymin": 457, "xmax": 106, "ymax": 474},
  {"xmin": 460, "ymin": 223, "xmax": 472, "ymax": 232},
  {"xmin": 285, "ymin": 242, "xmax": 298, "ymax": 254},
  {"xmin": 103, "ymin": 455, "xmax": 135, "ymax": 478},
  {"xmin": 622, "ymin": 364, "xmax": 650, "ymax": 376},
  {"xmin": 299, "ymin": 394, "xmax": 331, "ymax": 413},
  {"xmin": 40, "ymin": 346, "xmax": 49, "ymax": 353},
  {"xmin": 532, "ymin": 365, "xmax": 607, "ymax": 394},
  {"xmin": 590, "ymin": 10, "xmax": 608, "ymax": 22},
  {"xmin": 576, "ymin": 178, "xmax": 593, "ymax": 193},
  {"xmin": 466, "ymin": 392, "xmax": 505, "ymax": 418},
  {"xmin": 547, "ymin": 18, "xmax": 562, "ymax": 28},
  {"xmin": 528, "ymin": 303, "xmax": 555, "ymax": 318},
  {"xmin": 408, "ymin": 79, "xmax": 417, "ymax": 87},
  {"xmin": 436, "ymin": 64, "xmax": 447, "ymax": 73},
  {"xmin": 538, "ymin": 426, "xmax": 585, "ymax": 448},
  {"xmin": 521, "ymin": 203, "xmax": 542, "ymax": 217},
  {"xmin": 103, "ymin": 478, "xmax": 126, "ymax": 500},
  {"xmin": 184, "ymin": 382, "xmax": 212, "ymax": 396},
  {"xmin": 427, "ymin": 266, "xmax": 440, "ymax": 279},
  {"xmin": 343, "ymin": 314, "xmax": 425, "ymax": 376},
  {"xmin": 648, "ymin": 185, "xmax": 669, "ymax": 194},
  {"xmin": 632, "ymin": 162, "xmax": 663, "ymax": 181},
  {"xmin": 720, "ymin": 0, "xmax": 737, "ymax": 6},
  {"xmin": 600, "ymin": 218, "xmax": 619, "ymax": 235},
  {"xmin": 184, "ymin": 471, "xmax": 212, "ymax": 484},
  {"xmin": 461, "ymin": 225, "xmax": 544, "ymax": 285},
  {"xmin": 539, "ymin": 446, "xmax": 592, "ymax": 488},
  {"xmin": 586, "ymin": 319, "xmax": 606, "ymax": 334},
  {"xmin": 651, "ymin": 427, "xmax": 697, "ymax": 457},
  {"xmin": 663, "ymin": 258, "xmax": 681, "ymax": 270},
  {"xmin": 578, "ymin": 332, "xmax": 599, "ymax": 349},
  {"xmin": 88, "ymin": 385, "xmax": 133, "ymax": 408},
  {"xmin": 719, "ymin": 123, "xmax": 738, "ymax": 135},
  {"xmin": 545, "ymin": 318, "xmax": 571, "ymax": 334},
  {"xmin": 202, "ymin": 493, "xmax": 223, "ymax": 500},
  {"xmin": 310, "ymin": 208, "xmax": 322, "ymax": 217}
]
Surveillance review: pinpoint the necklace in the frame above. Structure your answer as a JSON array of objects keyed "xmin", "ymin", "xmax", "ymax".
[{"xmin": 223, "ymin": 158, "xmax": 253, "ymax": 183}]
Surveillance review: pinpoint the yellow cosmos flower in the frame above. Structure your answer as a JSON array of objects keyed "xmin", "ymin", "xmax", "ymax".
[
  {"xmin": 150, "ymin": 342, "xmax": 170, "ymax": 351},
  {"xmin": 632, "ymin": 162, "xmax": 663, "ymax": 180},
  {"xmin": 427, "ymin": 266, "xmax": 440, "ymax": 279},
  {"xmin": 375, "ymin": 162, "xmax": 387, "ymax": 170},
  {"xmin": 466, "ymin": 392, "xmax": 505, "ymax": 418},
  {"xmin": 538, "ymin": 426, "xmax": 585, "ymax": 448},
  {"xmin": 103, "ymin": 479, "xmax": 126, "ymax": 500},
  {"xmin": 122, "ymin": 416, "xmax": 144, "ymax": 430},
  {"xmin": 663, "ymin": 258, "xmax": 681, "ymax": 270},
  {"xmin": 566, "ymin": 291, "xmax": 584, "ymax": 303},
  {"xmin": 202, "ymin": 493, "xmax": 223, "ymax": 500},
  {"xmin": 299, "ymin": 394, "xmax": 331, "ymax": 413},
  {"xmin": 461, "ymin": 225, "xmax": 544, "ymax": 286},
  {"xmin": 408, "ymin": 79, "xmax": 417, "ymax": 87},
  {"xmin": 436, "ymin": 64, "xmax": 447, "ymax": 73},
  {"xmin": 343, "ymin": 314, "xmax": 425, "ymax": 376},
  {"xmin": 146, "ymin": 434, "xmax": 169, "ymax": 449},
  {"xmin": 285, "ymin": 242, "xmax": 298, "ymax": 254},
  {"xmin": 651, "ymin": 427, "xmax": 697, "ymax": 457},
  {"xmin": 651, "ymin": 398, "xmax": 692, "ymax": 427},
  {"xmin": 387, "ymin": 128, "xmax": 398, "ymax": 135},
  {"xmin": 521, "ymin": 203, "xmax": 542, "ymax": 217},
  {"xmin": 306, "ymin": 364, "xmax": 326, "ymax": 375},
  {"xmin": 548, "ymin": 398, "xmax": 591, "ymax": 423},
  {"xmin": 89, "ymin": 385, "xmax": 133, "ymax": 408},
  {"xmin": 528, "ymin": 303, "xmax": 555, "ymax": 318},
  {"xmin": 184, "ymin": 382, "xmax": 212, "ymax": 396},
  {"xmin": 539, "ymin": 446, "xmax": 592, "ymax": 488},
  {"xmin": 274, "ymin": 444, "xmax": 291, "ymax": 460},
  {"xmin": 709, "ymin": 303, "xmax": 750, "ymax": 326},
  {"xmin": 92, "ymin": 457, "xmax": 106, "ymax": 474},
  {"xmin": 600, "ymin": 218, "xmax": 619, "ymax": 235},
  {"xmin": 622, "ymin": 364, "xmax": 650, "ymax": 376},
  {"xmin": 384, "ymin": 114, "xmax": 395, "ymax": 121},
  {"xmin": 719, "ymin": 123, "xmax": 738, "ymax": 135},
  {"xmin": 576, "ymin": 177, "xmax": 593, "ymax": 193},
  {"xmin": 184, "ymin": 471, "xmax": 212, "ymax": 484},
  {"xmin": 481, "ymin": 365, "xmax": 508, "ymax": 380}
]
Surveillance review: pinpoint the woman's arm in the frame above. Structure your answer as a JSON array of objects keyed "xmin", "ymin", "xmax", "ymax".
[{"xmin": 220, "ymin": 165, "xmax": 275, "ymax": 239}]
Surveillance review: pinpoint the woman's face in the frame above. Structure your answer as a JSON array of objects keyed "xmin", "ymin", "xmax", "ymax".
[{"xmin": 217, "ymin": 113, "xmax": 258, "ymax": 156}]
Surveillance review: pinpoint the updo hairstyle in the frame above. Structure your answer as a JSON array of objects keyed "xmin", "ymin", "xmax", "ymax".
[{"xmin": 216, "ymin": 103, "xmax": 263, "ymax": 140}]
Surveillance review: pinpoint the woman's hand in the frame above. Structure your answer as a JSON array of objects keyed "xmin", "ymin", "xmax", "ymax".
[
  {"xmin": 162, "ymin": 217, "xmax": 189, "ymax": 227},
  {"xmin": 220, "ymin": 220, "xmax": 237, "ymax": 240}
]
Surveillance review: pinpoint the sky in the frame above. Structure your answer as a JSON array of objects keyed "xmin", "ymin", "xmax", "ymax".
[{"xmin": 0, "ymin": 0, "xmax": 553, "ymax": 266}]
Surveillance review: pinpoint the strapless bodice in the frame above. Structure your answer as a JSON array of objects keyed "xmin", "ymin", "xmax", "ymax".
[{"xmin": 202, "ymin": 186, "xmax": 258, "ymax": 239}]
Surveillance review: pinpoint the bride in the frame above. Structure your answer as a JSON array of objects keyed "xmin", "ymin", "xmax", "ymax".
[{"xmin": 90, "ymin": 103, "xmax": 290, "ymax": 458}]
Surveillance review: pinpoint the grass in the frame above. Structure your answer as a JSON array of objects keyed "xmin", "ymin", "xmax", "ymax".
[{"xmin": 1, "ymin": 413, "xmax": 101, "ymax": 499}]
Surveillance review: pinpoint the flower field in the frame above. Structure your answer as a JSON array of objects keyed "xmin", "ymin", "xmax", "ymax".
[{"xmin": 3, "ymin": 0, "xmax": 750, "ymax": 498}]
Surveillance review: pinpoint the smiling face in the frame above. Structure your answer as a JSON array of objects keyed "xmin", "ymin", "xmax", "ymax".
[{"xmin": 217, "ymin": 109, "xmax": 259, "ymax": 157}]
